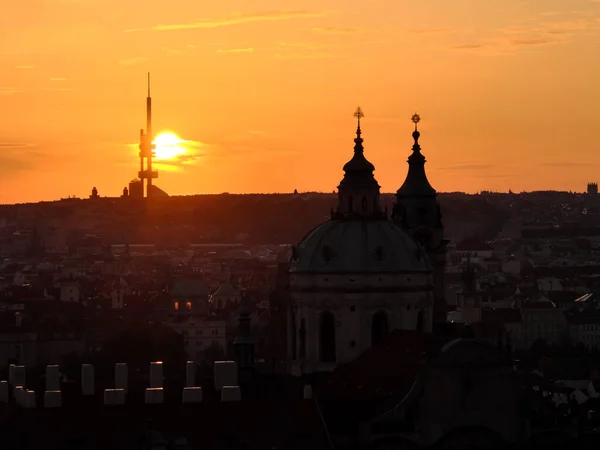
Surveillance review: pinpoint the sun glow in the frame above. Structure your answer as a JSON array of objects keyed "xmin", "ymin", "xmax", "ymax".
[{"xmin": 153, "ymin": 132, "xmax": 187, "ymax": 160}]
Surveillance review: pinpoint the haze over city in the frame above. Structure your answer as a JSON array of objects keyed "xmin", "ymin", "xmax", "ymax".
[{"xmin": 2, "ymin": 0, "xmax": 600, "ymax": 203}]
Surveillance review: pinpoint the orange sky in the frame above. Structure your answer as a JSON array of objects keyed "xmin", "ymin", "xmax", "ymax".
[{"xmin": 1, "ymin": 0, "xmax": 600, "ymax": 203}]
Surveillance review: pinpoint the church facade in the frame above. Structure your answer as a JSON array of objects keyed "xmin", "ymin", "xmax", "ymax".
[{"xmin": 287, "ymin": 109, "xmax": 444, "ymax": 375}]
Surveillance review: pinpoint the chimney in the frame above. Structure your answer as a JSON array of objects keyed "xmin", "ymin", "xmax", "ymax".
[
  {"xmin": 185, "ymin": 361, "xmax": 195, "ymax": 387},
  {"xmin": 182, "ymin": 387, "xmax": 203, "ymax": 403},
  {"xmin": 44, "ymin": 390, "xmax": 62, "ymax": 408},
  {"xmin": 14, "ymin": 386, "xmax": 25, "ymax": 406},
  {"xmin": 145, "ymin": 387, "xmax": 164, "ymax": 404},
  {"xmin": 104, "ymin": 389, "xmax": 125, "ymax": 405},
  {"xmin": 23, "ymin": 390, "xmax": 36, "ymax": 408},
  {"xmin": 213, "ymin": 361, "xmax": 238, "ymax": 391},
  {"xmin": 46, "ymin": 365, "xmax": 60, "ymax": 391},
  {"xmin": 0, "ymin": 381, "xmax": 8, "ymax": 403},
  {"xmin": 82, "ymin": 364, "xmax": 95, "ymax": 396},
  {"xmin": 221, "ymin": 385, "xmax": 241, "ymax": 402},
  {"xmin": 149, "ymin": 361, "xmax": 163, "ymax": 388},
  {"xmin": 115, "ymin": 363, "xmax": 128, "ymax": 392}
]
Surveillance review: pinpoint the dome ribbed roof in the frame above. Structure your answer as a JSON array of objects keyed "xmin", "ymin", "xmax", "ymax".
[{"xmin": 290, "ymin": 219, "xmax": 431, "ymax": 273}]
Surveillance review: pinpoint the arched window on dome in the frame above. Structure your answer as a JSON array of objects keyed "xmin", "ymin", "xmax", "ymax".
[
  {"xmin": 371, "ymin": 311, "xmax": 389, "ymax": 346},
  {"xmin": 362, "ymin": 197, "xmax": 368, "ymax": 213},
  {"xmin": 319, "ymin": 312, "xmax": 336, "ymax": 363},
  {"xmin": 299, "ymin": 318, "xmax": 306, "ymax": 359}
]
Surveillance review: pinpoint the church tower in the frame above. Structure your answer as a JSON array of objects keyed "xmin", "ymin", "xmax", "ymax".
[
  {"xmin": 288, "ymin": 108, "xmax": 434, "ymax": 375},
  {"xmin": 392, "ymin": 114, "xmax": 448, "ymax": 321},
  {"xmin": 333, "ymin": 107, "xmax": 385, "ymax": 219}
]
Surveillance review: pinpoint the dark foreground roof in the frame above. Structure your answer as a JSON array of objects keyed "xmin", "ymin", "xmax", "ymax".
[
  {"xmin": 319, "ymin": 330, "xmax": 433, "ymax": 401},
  {"xmin": 0, "ymin": 398, "xmax": 330, "ymax": 450}
]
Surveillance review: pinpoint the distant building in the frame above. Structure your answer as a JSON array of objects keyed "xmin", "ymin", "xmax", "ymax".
[
  {"xmin": 169, "ymin": 278, "xmax": 209, "ymax": 314},
  {"xmin": 128, "ymin": 179, "xmax": 143, "ymax": 199},
  {"xmin": 148, "ymin": 184, "xmax": 169, "ymax": 197},
  {"xmin": 165, "ymin": 315, "xmax": 227, "ymax": 362},
  {"xmin": 588, "ymin": 182, "xmax": 598, "ymax": 195},
  {"xmin": 209, "ymin": 282, "xmax": 240, "ymax": 312}
]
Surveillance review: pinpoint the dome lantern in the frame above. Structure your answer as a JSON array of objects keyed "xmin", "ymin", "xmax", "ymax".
[{"xmin": 335, "ymin": 106, "xmax": 383, "ymax": 219}]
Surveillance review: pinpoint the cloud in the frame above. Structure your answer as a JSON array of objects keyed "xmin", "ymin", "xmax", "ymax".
[
  {"xmin": 0, "ymin": 143, "xmax": 50, "ymax": 176},
  {"xmin": 125, "ymin": 10, "xmax": 330, "ymax": 33},
  {"xmin": 502, "ymin": 13, "xmax": 599, "ymax": 43},
  {"xmin": 277, "ymin": 41, "xmax": 331, "ymax": 50},
  {"xmin": 161, "ymin": 45, "xmax": 196, "ymax": 55},
  {"xmin": 540, "ymin": 161, "xmax": 592, "ymax": 168},
  {"xmin": 452, "ymin": 44, "xmax": 484, "ymax": 50},
  {"xmin": 119, "ymin": 56, "xmax": 148, "ymax": 66},
  {"xmin": 154, "ymin": 145, "xmax": 208, "ymax": 172},
  {"xmin": 247, "ymin": 130, "xmax": 278, "ymax": 138},
  {"xmin": 271, "ymin": 41, "xmax": 338, "ymax": 59},
  {"xmin": 510, "ymin": 37, "xmax": 556, "ymax": 46},
  {"xmin": 434, "ymin": 164, "xmax": 494, "ymax": 171},
  {"xmin": 210, "ymin": 131, "xmax": 301, "ymax": 160},
  {"xmin": 273, "ymin": 52, "xmax": 339, "ymax": 60},
  {"xmin": 0, "ymin": 142, "xmax": 36, "ymax": 149},
  {"xmin": 0, "ymin": 87, "xmax": 22, "ymax": 95},
  {"xmin": 44, "ymin": 88, "xmax": 73, "ymax": 91},
  {"xmin": 312, "ymin": 26, "xmax": 361, "ymax": 35},
  {"xmin": 471, "ymin": 173, "xmax": 514, "ymax": 179},
  {"xmin": 125, "ymin": 138, "xmax": 210, "ymax": 172},
  {"xmin": 50, "ymin": 77, "xmax": 66, "ymax": 81},
  {"xmin": 447, "ymin": 9, "xmax": 600, "ymax": 54},
  {"xmin": 216, "ymin": 48, "xmax": 254, "ymax": 54},
  {"xmin": 15, "ymin": 65, "xmax": 34, "ymax": 69},
  {"xmin": 407, "ymin": 28, "xmax": 452, "ymax": 34}
]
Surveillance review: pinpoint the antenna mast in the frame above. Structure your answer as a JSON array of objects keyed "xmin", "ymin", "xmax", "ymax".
[{"xmin": 138, "ymin": 73, "xmax": 157, "ymax": 198}]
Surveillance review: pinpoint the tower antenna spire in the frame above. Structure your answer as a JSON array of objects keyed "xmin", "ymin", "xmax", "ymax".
[
  {"xmin": 138, "ymin": 73, "xmax": 157, "ymax": 198},
  {"xmin": 146, "ymin": 72, "xmax": 152, "ymax": 137}
]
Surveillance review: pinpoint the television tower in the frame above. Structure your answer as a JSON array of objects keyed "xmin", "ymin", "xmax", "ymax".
[{"xmin": 138, "ymin": 73, "xmax": 158, "ymax": 198}]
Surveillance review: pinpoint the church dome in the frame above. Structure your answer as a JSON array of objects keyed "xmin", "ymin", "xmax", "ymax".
[{"xmin": 290, "ymin": 219, "xmax": 431, "ymax": 274}]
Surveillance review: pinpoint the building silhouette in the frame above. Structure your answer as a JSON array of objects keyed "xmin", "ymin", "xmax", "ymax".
[
  {"xmin": 121, "ymin": 74, "xmax": 168, "ymax": 199},
  {"xmin": 288, "ymin": 109, "xmax": 436, "ymax": 375},
  {"xmin": 393, "ymin": 113, "xmax": 448, "ymax": 323}
]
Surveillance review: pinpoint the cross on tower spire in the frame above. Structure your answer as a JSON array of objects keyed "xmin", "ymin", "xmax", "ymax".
[
  {"xmin": 411, "ymin": 113, "xmax": 421, "ymax": 131},
  {"xmin": 354, "ymin": 106, "xmax": 364, "ymax": 134}
]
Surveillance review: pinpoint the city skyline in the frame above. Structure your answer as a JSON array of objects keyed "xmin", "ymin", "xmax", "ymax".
[{"xmin": 2, "ymin": 0, "xmax": 600, "ymax": 203}]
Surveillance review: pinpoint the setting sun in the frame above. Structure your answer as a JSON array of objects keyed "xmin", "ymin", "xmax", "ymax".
[{"xmin": 153, "ymin": 132, "xmax": 187, "ymax": 160}]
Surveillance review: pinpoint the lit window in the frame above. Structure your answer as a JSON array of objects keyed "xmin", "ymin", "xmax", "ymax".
[
  {"xmin": 186, "ymin": 302, "xmax": 192, "ymax": 311},
  {"xmin": 174, "ymin": 301, "xmax": 179, "ymax": 311}
]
